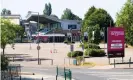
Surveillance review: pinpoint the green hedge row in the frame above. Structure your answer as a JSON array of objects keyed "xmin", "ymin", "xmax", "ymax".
[
  {"xmin": 67, "ymin": 51, "xmax": 83, "ymax": 58},
  {"xmin": 85, "ymin": 49, "xmax": 106, "ymax": 57},
  {"xmin": 79, "ymin": 43, "xmax": 100, "ymax": 49}
]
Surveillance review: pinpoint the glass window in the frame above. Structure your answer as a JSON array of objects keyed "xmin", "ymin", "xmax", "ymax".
[{"xmin": 68, "ymin": 25, "xmax": 77, "ymax": 29}]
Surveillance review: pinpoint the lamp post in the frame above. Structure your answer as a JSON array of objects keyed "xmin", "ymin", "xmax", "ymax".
[{"xmin": 28, "ymin": 11, "xmax": 40, "ymax": 65}]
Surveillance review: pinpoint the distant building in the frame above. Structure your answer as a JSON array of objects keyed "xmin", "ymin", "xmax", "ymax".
[
  {"xmin": 1, "ymin": 14, "xmax": 21, "ymax": 25},
  {"xmin": 26, "ymin": 13, "xmax": 82, "ymax": 42}
]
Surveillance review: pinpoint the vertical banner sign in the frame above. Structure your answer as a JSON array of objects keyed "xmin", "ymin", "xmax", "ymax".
[
  {"xmin": 70, "ymin": 45, "xmax": 74, "ymax": 52},
  {"xmin": 107, "ymin": 27, "xmax": 125, "ymax": 58}
]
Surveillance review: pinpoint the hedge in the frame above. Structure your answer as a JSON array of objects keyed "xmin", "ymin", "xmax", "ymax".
[
  {"xmin": 79, "ymin": 43, "xmax": 100, "ymax": 49},
  {"xmin": 67, "ymin": 51, "xmax": 83, "ymax": 58},
  {"xmin": 85, "ymin": 49, "xmax": 105, "ymax": 57}
]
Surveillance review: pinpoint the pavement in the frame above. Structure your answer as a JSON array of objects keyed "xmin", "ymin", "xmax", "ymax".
[{"xmin": 1, "ymin": 43, "xmax": 133, "ymax": 80}]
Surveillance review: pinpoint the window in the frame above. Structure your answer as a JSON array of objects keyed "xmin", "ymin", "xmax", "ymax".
[{"xmin": 68, "ymin": 25, "xmax": 77, "ymax": 29}]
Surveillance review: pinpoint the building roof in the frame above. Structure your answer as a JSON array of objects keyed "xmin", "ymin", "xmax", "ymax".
[
  {"xmin": 26, "ymin": 13, "xmax": 60, "ymax": 24},
  {"xmin": 1, "ymin": 14, "xmax": 21, "ymax": 19}
]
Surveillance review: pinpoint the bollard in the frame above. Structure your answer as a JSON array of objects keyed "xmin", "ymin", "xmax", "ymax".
[
  {"xmin": 20, "ymin": 76, "xmax": 21, "ymax": 80},
  {"xmin": 129, "ymin": 57, "xmax": 131, "ymax": 68},
  {"xmin": 51, "ymin": 59, "xmax": 53, "ymax": 65},
  {"xmin": 69, "ymin": 69, "xmax": 72, "ymax": 80},
  {"xmin": 40, "ymin": 59, "xmax": 41, "ymax": 65},
  {"xmin": 114, "ymin": 59, "xmax": 115, "ymax": 68},
  {"xmin": 65, "ymin": 72, "xmax": 66, "ymax": 80},
  {"xmin": 13, "ymin": 57, "xmax": 14, "ymax": 62},
  {"xmin": 56, "ymin": 66, "xmax": 58, "ymax": 76},
  {"xmin": 42, "ymin": 77, "xmax": 43, "ymax": 80},
  {"xmin": 56, "ymin": 75, "xmax": 58, "ymax": 80}
]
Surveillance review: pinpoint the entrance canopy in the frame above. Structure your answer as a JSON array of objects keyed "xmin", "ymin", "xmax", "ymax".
[{"xmin": 26, "ymin": 14, "xmax": 60, "ymax": 24}]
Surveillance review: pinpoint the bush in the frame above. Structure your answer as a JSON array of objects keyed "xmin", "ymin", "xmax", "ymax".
[
  {"xmin": 85, "ymin": 49, "xmax": 106, "ymax": 57},
  {"xmin": 79, "ymin": 43, "xmax": 100, "ymax": 49},
  {"xmin": 76, "ymin": 56, "xmax": 84, "ymax": 65},
  {"xmin": 1, "ymin": 55, "xmax": 9, "ymax": 70},
  {"xmin": 64, "ymin": 39, "xmax": 68, "ymax": 43},
  {"xmin": 88, "ymin": 43, "xmax": 100, "ymax": 49},
  {"xmin": 67, "ymin": 51, "xmax": 83, "ymax": 58}
]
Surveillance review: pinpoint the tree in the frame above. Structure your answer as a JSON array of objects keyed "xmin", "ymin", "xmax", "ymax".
[
  {"xmin": 15, "ymin": 25, "xmax": 25, "ymax": 42},
  {"xmin": 82, "ymin": 6, "xmax": 114, "ymax": 43},
  {"xmin": 116, "ymin": 0, "xmax": 133, "ymax": 46},
  {"xmin": 1, "ymin": 55, "xmax": 9, "ymax": 70},
  {"xmin": 61, "ymin": 8, "xmax": 82, "ymax": 20},
  {"xmin": 1, "ymin": 8, "xmax": 11, "ymax": 15},
  {"xmin": 43, "ymin": 3, "xmax": 52, "ymax": 16},
  {"xmin": 1, "ymin": 18, "xmax": 19, "ymax": 54}
]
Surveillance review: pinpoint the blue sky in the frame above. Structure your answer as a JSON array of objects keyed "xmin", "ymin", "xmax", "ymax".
[{"xmin": 1, "ymin": 0, "xmax": 126, "ymax": 21}]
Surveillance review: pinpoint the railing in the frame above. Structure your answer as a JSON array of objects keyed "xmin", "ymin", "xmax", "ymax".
[
  {"xmin": 1, "ymin": 64, "xmax": 21, "ymax": 80},
  {"xmin": 113, "ymin": 57, "xmax": 132, "ymax": 68},
  {"xmin": 56, "ymin": 66, "xmax": 72, "ymax": 80}
]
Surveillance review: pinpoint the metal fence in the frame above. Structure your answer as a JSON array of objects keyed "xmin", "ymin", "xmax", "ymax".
[
  {"xmin": 113, "ymin": 57, "xmax": 133, "ymax": 68},
  {"xmin": 56, "ymin": 67, "xmax": 72, "ymax": 80},
  {"xmin": 1, "ymin": 64, "xmax": 21, "ymax": 80}
]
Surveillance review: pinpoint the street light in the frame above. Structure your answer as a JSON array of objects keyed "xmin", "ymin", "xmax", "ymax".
[{"xmin": 28, "ymin": 11, "xmax": 40, "ymax": 65}]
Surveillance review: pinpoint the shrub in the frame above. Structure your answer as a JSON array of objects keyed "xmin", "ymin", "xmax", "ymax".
[
  {"xmin": 1, "ymin": 55, "xmax": 9, "ymax": 70},
  {"xmin": 76, "ymin": 56, "xmax": 84, "ymax": 65},
  {"xmin": 85, "ymin": 49, "xmax": 105, "ymax": 57},
  {"xmin": 64, "ymin": 39, "xmax": 68, "ymax": 43},
  {"xmin": 88, "ymin": 43, "xmax": 100, "ymax": 49},
  {"xmin": 79, "ymin": 43, "xmax": 100, "ymax": 49},
  {"xmin": 67, "ymin": 51, "xmax": 83, "ymax": 58}
]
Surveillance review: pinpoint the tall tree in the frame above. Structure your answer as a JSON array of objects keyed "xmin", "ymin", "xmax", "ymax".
[
  {"xmin": 82, "ymin": 7, "xmax": 114, "ymax": 43},
  {"xmin": 1, "ymin": 18, "xmax": 19, "ymax": 54},
  {"xmin": 43, "ymin": 3, "xmax": 52, "ymax": 16},
  {"xmin": 1, "ymin": 8, "xmax": 11, "ymax": 15},
  {"xmin": 61, "ymin": 8, "xmax": 82, "ymax": 20},
  {"xmin": 116, "ymin": 0, "xmax": 133, "ymax": 46}
]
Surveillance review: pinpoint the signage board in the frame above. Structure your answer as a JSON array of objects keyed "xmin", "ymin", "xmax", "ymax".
[
  {"xmin": 70, "ymin": 45, "xmax": 74, "ymax": 52},
  {"xmin": 107, "ymin": 27, "xmax": 125, "ymax": 58}
]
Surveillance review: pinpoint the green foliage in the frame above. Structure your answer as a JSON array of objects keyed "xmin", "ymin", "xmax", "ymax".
[
  {"xmin": 80, "ymin": 43, "xmax": 100, "ymax": 49},
  {"xmin": 1, "ymin": 18, "xmax": 20, "ymax": 54},
  {"xmin": 61, "ymin": 8, "xmax": 82, "ymax": 20},
  {"xmin": 116, "ymin": 0, "xmax": 133, "ymax": 46},
  {"xmin": 1, "ymin": 8, "xmax": 11, "ymax": 15},
  {"xmin": 76, "ymin": 56, "xmax": 84, "ymax": 65},
  {"xmin": 43, "ymin": 3, "xmax": 52, "ymax": 16},
  {"xmin": 67, "ymin": 51, "xmax": 83, "ymax": 58},
  {"xmin": 1, "ymin": 55, "xmax": 9, "ymax": 70},
  {"xmin": 85, "ymin": 49, "xmax": 105, "ymax": 57},
  {"xmin": 82, "ymin": 6, "xmax": 114, "ymax": 43},
  {"xmin": 88, "ymin": 43, "xmax": 100, "ymax": 49}
]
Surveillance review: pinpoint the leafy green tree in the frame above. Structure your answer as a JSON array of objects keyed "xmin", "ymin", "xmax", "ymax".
[
  {"xmin": 1, "ymin": 18, "xmax": 19, "ymax": 54},
  {"xmin": 116, "ymin": 0, "xmax": 133, "ymax": 46},
  {"xmin": 1, "ymin": 8, "xmax": 11, "ymax": 15},
  {"xmin": 61, "ymin": 8, "xmax": 82, "ymax": 20},
  {"xmin": 82, "ymin": 6, "xmax": 114, "ymax": 43},
  {"xmin": 43, "ymin": 3, "xmax": 52, "ymax": 16},
  {"xmin": 15, "ymin": 25, "xmax": 25, "ymax": 42},
  {"xmin": 1, "ymin": 55, "xmax": 9, "ymax": 70}
]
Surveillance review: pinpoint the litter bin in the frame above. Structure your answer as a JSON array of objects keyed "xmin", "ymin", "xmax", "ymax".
[{"xmin": 73, "ymin": 59, "xmax": 77, "ymax": 65}]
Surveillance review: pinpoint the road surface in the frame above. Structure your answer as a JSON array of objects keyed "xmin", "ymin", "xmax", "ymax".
[{"xmin": 21, "ymin": 67, "xmax": 133, "ymax": 80}]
